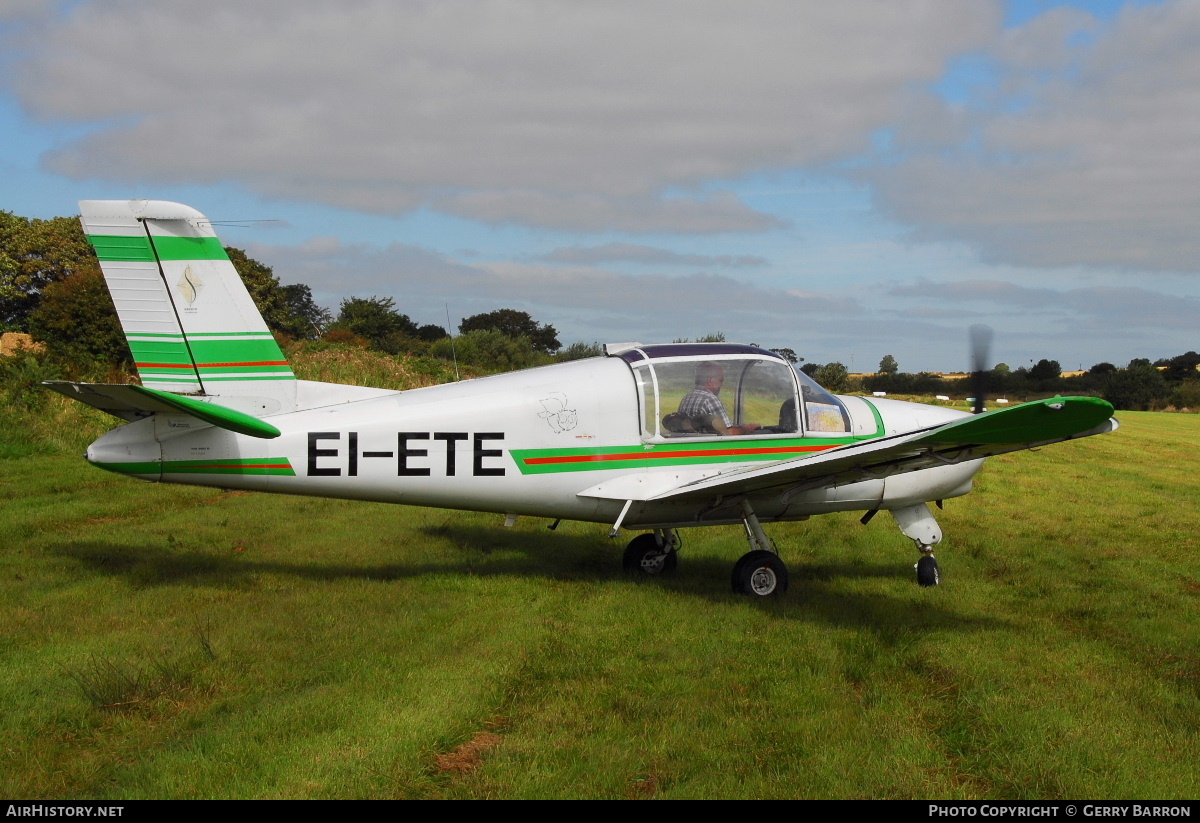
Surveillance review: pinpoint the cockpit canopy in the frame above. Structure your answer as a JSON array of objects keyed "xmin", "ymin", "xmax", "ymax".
[{"xmin": 607, "ymin": 343, "xmax": 850, "ymax": 441}]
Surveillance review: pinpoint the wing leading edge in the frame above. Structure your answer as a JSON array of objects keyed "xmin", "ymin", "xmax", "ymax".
[{"xmin": 580, "ymin": 396, "xmax": 1117, "ymax": 504}]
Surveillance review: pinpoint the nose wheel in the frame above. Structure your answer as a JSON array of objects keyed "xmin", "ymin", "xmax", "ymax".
[{"xmin": 915, "ymin": 553, "xmax": 940, "ymax": 587}]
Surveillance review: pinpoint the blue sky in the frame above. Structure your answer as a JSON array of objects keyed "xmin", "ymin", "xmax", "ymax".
[{"xmin": 2, "ymin": 0, "xmax": 1197, "ymax": 372}]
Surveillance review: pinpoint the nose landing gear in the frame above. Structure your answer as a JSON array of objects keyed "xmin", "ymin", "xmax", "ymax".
[{"xmin": 892, "ymin": 502, "xmax": 943, "ymax": 587}]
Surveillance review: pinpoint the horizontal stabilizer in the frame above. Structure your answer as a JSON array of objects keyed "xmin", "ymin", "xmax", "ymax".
[{"xmin": 44, "ymin": 381, "xmax": 281, "ymax": 439}]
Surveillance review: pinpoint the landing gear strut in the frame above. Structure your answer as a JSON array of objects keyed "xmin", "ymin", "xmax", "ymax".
[
  {"xmin": 731, "ymin": 500, "xmax": 788, "ymax": 597},
  {"xmin": 623, "ymin": 530, "xmax": 679, "ymax": 576}
]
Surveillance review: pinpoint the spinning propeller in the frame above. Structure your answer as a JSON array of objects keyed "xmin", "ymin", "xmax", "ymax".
[{"xmin": 970, "ymin": 324, "xmax": 994, "ymax": 415}]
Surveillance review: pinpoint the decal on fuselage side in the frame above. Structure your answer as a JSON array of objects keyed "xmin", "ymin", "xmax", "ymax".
[
  {"xmin": 537, "ymin": 392, "xmax": 578, "ymax": 434},
  {"xmin": 306, "ymin": 432, "xmax": 506, "ymax": 477}
]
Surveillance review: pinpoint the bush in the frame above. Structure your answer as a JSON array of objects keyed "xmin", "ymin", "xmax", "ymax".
[
  {"xmin": 557, "ymin": 341, "xmax": 603, "ymax": 362},
  {"xmin": 1169, "ymin": 380, "xmax": 1200, "ymax": 412},
  {"xmin": 0, "ymin": 351, "xmax": 60, "ymax": 409},
  {"xmin": 28, "ymin": 268, "xmax": 130, "ymax": 376},
  {"xmin": 459, "ymin": 309, "xmax": 560, "ymax": 354},
  {"xmin": 430, "ymin": 329, "xmax": 553, "ymax": 373},
  {"xmin": 1103, "ymin": 363, "xmax": 1168, "ymax": 411},
  {"xmin": 813, "ymin": 362, "xmax": 849, "ymax": 393}
]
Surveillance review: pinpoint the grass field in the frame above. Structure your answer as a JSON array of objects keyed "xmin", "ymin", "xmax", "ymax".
[{"xmin": 1, "ymin": 409, "xmax": 1197, "ymax": 799}]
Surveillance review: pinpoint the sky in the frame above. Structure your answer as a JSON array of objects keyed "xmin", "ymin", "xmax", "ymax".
[{"xmin": 1, "ymin": 0, "xmax": 1197, "ymax": 373}]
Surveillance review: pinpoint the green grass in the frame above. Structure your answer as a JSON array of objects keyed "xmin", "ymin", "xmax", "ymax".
[{"xmin": 0, "ymin": 412, "xmax": 1197, "ymax": 798}]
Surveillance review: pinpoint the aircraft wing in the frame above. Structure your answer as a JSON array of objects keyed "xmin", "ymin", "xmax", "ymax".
[{"xmin": 582, "ymin": 396, "xmax": 1117, "ymax": 504}]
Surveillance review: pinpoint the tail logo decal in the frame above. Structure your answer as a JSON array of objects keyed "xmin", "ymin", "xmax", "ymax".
[{"xmin": 177, "ymin": 266, "xmax": 202, "ymax": 305}]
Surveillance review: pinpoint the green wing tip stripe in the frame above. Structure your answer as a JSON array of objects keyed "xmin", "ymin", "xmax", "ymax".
[
  {"xmin": 923, "ymin": 396, "xmax": 1115, "ymax": 446},
  {"xmin": 130, "ymin": 385, "xmax": 281, "ymax": 439}
]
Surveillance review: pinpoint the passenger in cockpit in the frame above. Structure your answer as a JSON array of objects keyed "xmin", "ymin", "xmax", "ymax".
[{"xmin": 676, "ymin": 361, "xmax": 761, "ymax": 436}]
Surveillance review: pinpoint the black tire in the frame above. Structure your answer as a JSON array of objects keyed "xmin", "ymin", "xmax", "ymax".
[
  {"xmin": 916, "ymin": 554, "xmax": 940, "ymax": 587},
  {"xmin": 731, "ymin": 550, "xmax": 789, "ymax": 597},
  {"xmin": 622, "ymin": 533, "xmax": 678, "ymax": 576}
]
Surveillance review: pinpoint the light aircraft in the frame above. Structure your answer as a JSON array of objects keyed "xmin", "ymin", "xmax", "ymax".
[{"xmin": 48, "ymin": 199, "xmax": 1120, "ymax": 597}]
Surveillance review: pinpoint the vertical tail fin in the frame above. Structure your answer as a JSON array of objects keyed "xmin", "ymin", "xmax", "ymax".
[{"xmin": 79, "ymin": 200, "xmax": 295, "ymax": 405}]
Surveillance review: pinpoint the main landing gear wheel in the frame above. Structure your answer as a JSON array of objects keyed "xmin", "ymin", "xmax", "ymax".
[
  {"xmin": 916, "ymin": 554, "xmax": 940, "ymax": 587},
  {"xmin": 731, "ymin": 550, "xmax": 789, "ymax": 598},
  {"xmin": 623, "ymin": 533, "xmax": 677, "ymax": 576}
]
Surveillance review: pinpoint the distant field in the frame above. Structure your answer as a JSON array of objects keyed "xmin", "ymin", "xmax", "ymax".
[{"xmin": 0, "ymin": 411, "xmax": 1197, "ymax": 799}]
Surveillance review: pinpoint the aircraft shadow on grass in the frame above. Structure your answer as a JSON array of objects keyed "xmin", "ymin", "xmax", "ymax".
[{"xmin": 54, "ymin": 526, "xmax": 1007, "ymax": 634}]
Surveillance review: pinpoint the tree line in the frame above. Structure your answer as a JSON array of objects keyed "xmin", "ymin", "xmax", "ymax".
[
  {"xmin": 0, "ymin": 208, "xmax": 601, "ymax": 380},
  {"xmin": 801, "ymin": 353, "xmax": 1200, "ymax": 412},
  {"xmin": 1, "ymin": 208, "xmax": 1195, "ymax": 411}
]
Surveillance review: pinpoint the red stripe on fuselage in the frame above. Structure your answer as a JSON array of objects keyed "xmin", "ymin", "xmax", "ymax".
[
  {"xmin": 523, "ymin": 444, "xmax": 837, "ymax": 466},
  {"xmin": 170, "ymin": 463, "xmax": 292, "ymax": 470}
]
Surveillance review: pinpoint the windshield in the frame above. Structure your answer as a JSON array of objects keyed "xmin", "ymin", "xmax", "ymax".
[{"xmin": 794, "ymin": 367, "xmax": 851, "ymax": 433}]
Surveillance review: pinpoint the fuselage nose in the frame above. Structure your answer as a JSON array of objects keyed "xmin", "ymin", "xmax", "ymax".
[
  {"xmin": 865, "ymin": 397, "xmax": 971, "ymax": 437},
  {"xmin": 854, "ymin": 397, "xmax": 982, "ymax": 505}
]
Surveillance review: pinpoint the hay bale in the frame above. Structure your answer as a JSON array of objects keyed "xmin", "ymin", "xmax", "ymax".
[{"xmin": 0, "ymin": 332, "xmax": 46, "ymax": 357}]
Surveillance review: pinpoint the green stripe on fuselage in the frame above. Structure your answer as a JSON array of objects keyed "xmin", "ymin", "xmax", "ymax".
[
  {"xmin": 510, "ymin": 436, "xmax": 861, "ymax": 475},
  {"xmin": 93, "ymin": 458, "xmax": 296, "ymax": 477}
]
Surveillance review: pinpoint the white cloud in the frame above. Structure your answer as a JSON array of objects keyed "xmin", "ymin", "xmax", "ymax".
[
  {"xmin": 0, "ymin": 0, "xmax": 48, "ymax": 21},
  {"xmin": 886, "ymin": 277, "xmax": 1200, "ymax": 330},
  {"xmin": 247, "ymin": 237, "xmax": 862, "ymax": 345},
  {"xmin": 17, "ymin": 0, "xmax": 998, "ymax": 232},
  {"xmin": 538, "ymin": 242, "xmax": 767, "ymax": 268},
  {"xmin": 867, "ymin": 0, "xmax": 1200, "ymax": 272}
]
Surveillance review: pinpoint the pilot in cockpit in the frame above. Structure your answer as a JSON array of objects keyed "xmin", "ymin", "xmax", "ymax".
[{"xmin": 676, "ymin": 361, "xmax": 761, "ymax": 436}]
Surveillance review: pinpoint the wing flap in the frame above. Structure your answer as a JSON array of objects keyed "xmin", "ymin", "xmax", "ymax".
[{"xmin": 577, "ymin": 467, "xmax": 724, "ymax": 502}]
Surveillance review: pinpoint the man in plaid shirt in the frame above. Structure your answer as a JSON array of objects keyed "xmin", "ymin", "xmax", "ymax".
[{"xmin": 677, "ymin": 361, "xmax": 761, "ymax": 436}]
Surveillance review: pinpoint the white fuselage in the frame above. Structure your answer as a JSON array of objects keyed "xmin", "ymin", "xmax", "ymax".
[{"xmin": 87, "ymin": 357, "xmax": 981, "ymax": 530}]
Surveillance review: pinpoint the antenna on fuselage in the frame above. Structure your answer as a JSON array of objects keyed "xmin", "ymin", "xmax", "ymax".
[{"xmin": 446, "ymin": 303, "xmax": 460, "ymax": 382}]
